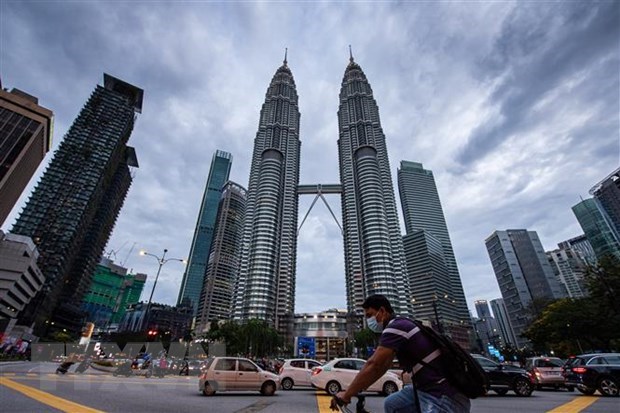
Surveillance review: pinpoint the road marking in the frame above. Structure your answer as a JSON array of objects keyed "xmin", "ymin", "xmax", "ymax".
[
  {"xmin": 546, "ymin": 395, "xmax": 599, "ymax": 413},
  {"xmin": 0, "ymin": 376, "xmax": 104, "ymax": 413},
  {"xmin": 316, "ymin": 390, "xmax": 334, "ymax": 413}
]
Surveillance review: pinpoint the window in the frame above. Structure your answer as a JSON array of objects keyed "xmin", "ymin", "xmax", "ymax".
[
  {"xmin": 238, "ymin": 360, "xmax": 258, "ymax": 372},
  {"xmin": 214, "ymin": 358, "xmax": 236, "ymax": 371},
  {"xmin": 334, "ymin": 360, "xmax": 357, "ymax": 370},
  {"xmin": 290, "ymin": 360, "xmax": 305, "ymax": 368},
  {"xmin": 307, "ymin": 361, "xmax": 321, "ymax": 369}
]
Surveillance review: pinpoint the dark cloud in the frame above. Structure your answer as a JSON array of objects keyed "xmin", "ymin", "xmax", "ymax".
[
  {"xmin": 458, "ymin": 1, "xmax": 619, "ymax": 165},
  {"xmin": 2, "ymin": 2, "xmax": 618, "ymax": 314}
]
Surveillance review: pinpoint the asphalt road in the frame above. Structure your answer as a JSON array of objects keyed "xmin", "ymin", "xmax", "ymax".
[{"xmin": 1, "ymin": 361, "xmax": 618, "ymax": 413}]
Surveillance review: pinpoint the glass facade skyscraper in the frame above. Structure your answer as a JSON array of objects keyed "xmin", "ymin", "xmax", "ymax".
[
  {"xmin": 485, "ymin": 230, "xmax": 567, "ymax": 348},
  {"xmin": 337, "ymin": 56, "xmax": 411, "ymax": 317},
  {"xmin": 196, "ymin": 181, "xmax": 246, "ymax": 333},
  {"xmin": 233, "ymin": 57, "xmax": 301, "ymax": 333},
  {"xmin": 398, "ymin": 161, "xmax": 471, "ymax": 346},
  {"xmin": 11, "ymin": 74, "xmax": 142, "ymax": 337},
  {"xmin": 0, "ymin": 88, "xmax": 53, "ymax": 226},
  {"xmin": 177, "ymin": 150, "xmax": 232, "ymax": 315},
  {"xmin": 572, "ymin": 198, "xmax": 620, "ymax": 261}
]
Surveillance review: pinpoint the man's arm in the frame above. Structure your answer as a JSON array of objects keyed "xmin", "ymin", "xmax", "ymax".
[{"xmin": 341, "ymin": 346, "xmax": 395, "ymax": 401}]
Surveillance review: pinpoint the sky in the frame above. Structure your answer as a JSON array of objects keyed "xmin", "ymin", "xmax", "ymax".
[{"xmin": 1, "ymin": 1, "xmax": 618, "ymax": 317}]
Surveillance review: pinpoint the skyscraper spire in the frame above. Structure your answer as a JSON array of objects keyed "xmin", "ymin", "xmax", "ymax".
[
  {"xmin": 337, "ymin": 57, "xmax": 412, "ymax": 318},
  {"xmin": 284, "ymin": 47, "xmax": 288, "ymax": 66},
  {"xmin": 234, "ymin": 59, "xmax": 301, "ymax": 333},
  {"xmin": 349, "ymin": 45, "xmax": 354, "ymax": 63}
]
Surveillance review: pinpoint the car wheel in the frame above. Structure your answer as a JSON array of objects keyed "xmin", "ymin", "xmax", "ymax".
[
  {"xmin": 326, "ymin": 381, "xmax": 341, "ymax": 396},
  {"xmin": 382, "ymin": 381, "xmax": 398, "ymax": 395},
  {"xmin": 112, "ymin": 371, "xmax": 118, "ymax": 377},
  {"xmin": 577, "ymin": 385, "xmax": 596, "ymax": 395},
  {"xmin": 514, "ymin": 378, "xmax": 533, "ymax": 396},
  {"xmin": 566, "ymin": 386, "xmax": 574, "ymax": 392},
  {"xmin": 261, "ymin": 381, "xmax": 276, "ymax": 396},
  {"xmin": 203, "ymin": 382, "xmax": 216, "ymax": 396},
  {"xmin": 494, "ymin": 389, "xmax": 508, "ymax": 396},
  {"xmin": 281, "ymin": 377, "xmax": 294, "ymax": 390},
  {"xmin": 598, "ymin": 377, "xmax": 619, "ymax": 397}
]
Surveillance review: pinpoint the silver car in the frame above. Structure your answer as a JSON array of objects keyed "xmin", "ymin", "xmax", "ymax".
[{"xmin": 199, "ymin": 357, "xmax": 280, "ymax": 396}]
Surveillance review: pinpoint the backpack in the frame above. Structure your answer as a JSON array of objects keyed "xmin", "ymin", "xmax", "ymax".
[{"xmin": 410, "ymin": 319, "xmax": 488, "ymax": 399}]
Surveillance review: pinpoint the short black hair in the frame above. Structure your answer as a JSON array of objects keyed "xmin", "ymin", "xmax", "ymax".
[{"xmin": 362, "ymin": 295, "xmax": 394, "ymax": 314}]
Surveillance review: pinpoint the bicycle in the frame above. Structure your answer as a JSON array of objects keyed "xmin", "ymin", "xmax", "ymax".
[{"xmin": 330, "ymin": 394, "xmax": 371, "ymax": 413}]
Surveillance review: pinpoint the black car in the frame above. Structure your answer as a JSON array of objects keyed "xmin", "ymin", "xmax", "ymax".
[
  {"xmin": 562, "ymin": 353, "xmax": 620, "ymax": 396},
  {"xmin": 472, "ymin": 354, "xmax": 534, "ymax": 396}
]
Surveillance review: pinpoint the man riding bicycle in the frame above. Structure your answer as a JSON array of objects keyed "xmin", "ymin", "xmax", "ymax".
[{"xmin": 330, "ymin": 295, "xmax": 470, "ymax": 413}]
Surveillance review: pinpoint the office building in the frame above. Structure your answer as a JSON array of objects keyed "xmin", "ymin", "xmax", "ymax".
[
  {"xmin": 196, "ymin": 181, "xmax": 246, "ymax": 333},
  {"xmin": 590, "ymin": 167, "xmax": 620, "ymax": 234},
  {"xmin": 11, "ymin": 74, "xmax": 142, "ymax": 337},
  {"xmin": 490, "ymin": 298, "xmax": 518, "ymax": 347},
  {"xmin": 558, "ymin": 234, "xmax": 597, "ymax": 266},
  {"xmin": 546, "ymin": 248, "xmax": 588, "ymax": 298},
  {"xmin": 0, "ymin": 87, "xmax": 53, "ymax": 225},
  {"xmin": 0, "ymin": 230, "xmax": 45, "ymax": 333},
  {"xmin": 485, "ymin": 230, "xmax": 567, "ymax": 348},
  {"xmin": 398, "ymin": 161, "xmax": 470, "ymax": 346},
  {"xmin": 337, "ymin": 54, "xmax": 411, "ymax": 318},
  {"xmin": 178, "ymin": 150, "xmax": 232, "ymax": 315},
  {"xmin": 233, "ymin": 55, "xmax": 301, "ymax": 333},
  {"xmin": 572, "ymin": 198, "xmax": 620, "ymax": 261}
]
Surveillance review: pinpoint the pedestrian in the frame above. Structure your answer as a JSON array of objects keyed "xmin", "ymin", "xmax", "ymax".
[{"xmin": 331, "ymin": 294, "xmax": 470, "ymax": 413}]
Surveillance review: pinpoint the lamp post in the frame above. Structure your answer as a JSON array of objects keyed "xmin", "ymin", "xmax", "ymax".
[{"xmin": 140, "ymin": 249, "xmax": 185, "ymax": 331}]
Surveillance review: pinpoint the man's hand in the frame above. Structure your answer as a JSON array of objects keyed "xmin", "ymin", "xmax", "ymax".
[{"xmin": 329, "ymin": 391, "xmax": 351, "ymax": 411}]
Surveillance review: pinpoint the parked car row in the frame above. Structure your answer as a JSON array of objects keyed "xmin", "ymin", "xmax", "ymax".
[{"xmin": 196, "ymin": 353, "xmax": 620, "ymax": 398}]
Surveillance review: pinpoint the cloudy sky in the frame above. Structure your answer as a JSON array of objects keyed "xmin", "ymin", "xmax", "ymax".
[{"xmin": 2, "ymin": 1, "xmax": 618, "ymax": 317}]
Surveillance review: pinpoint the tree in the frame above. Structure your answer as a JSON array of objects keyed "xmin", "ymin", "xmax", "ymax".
[
  {"xmin": 354, "ymin": 328, "xmax": 378, "ymax": 358},
  {"xmin": 523, "ymin": 256, "xmax": 620, "ymax": 355}
]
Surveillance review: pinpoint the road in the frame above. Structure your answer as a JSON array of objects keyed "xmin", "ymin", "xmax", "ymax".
[{"xmin": 1, "ymin": 361, "xmax": 618, "ymax": 412}]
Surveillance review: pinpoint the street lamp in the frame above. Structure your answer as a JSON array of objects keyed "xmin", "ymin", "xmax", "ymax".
[{"xmin": 140, "ymin": 249, "xmax": 186, "ymax": 331}]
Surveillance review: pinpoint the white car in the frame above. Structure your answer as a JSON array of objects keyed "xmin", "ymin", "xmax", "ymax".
[
  {"xmin": 279, "ymin": 358, "xmax": 323, "ymax": 390},
  {"xmin": 311, "ymin": 358, "xmax": 402, "ymax": 396}
]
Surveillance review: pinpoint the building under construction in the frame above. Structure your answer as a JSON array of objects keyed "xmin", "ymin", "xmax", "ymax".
[{"xmin": 11, "ymin": 74, "xmax": 142, "ymax": 338}]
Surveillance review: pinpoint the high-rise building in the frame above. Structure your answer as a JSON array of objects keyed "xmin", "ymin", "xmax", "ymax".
[
  {"xmin": 0, "ymin": 230, "xmax": 45, "ymax": 332},
  {"xmin": 490, "ymin": 298, "xmax": 517, "ymax": 347},
  {"xmin": 474, "ymin": 300, "xmax": 492, "ymax": 319},
  {"xmin": 558, "ymin": 234, "xmax": 597, "ymax": 266},
  {"xmin": 402, "ymin": 230, "xmax": 452, "ymax": 327},
  {"xmin": 0, "ymin": 87, "xmax": 53, "ymax": 225},
  {"xmin": 11, "ymin": 74, "xmax": 142, "ymax": 337},
  {"xmin": 572, "ymin": 198, "xmax": 620, "ymax": 261},
  {"xmin": 81, "ymin": 257, "xmax": 147, "ymax": 331},
  {"xmin": 177, "ymin": 150, "xmax": 232, "ymax": 315},
  {"xmin": 398, "ymin": 161, "xmax": 470, "ymax": 344},
  {"xmin": 546, "ymin": 248, "xmax": 588, "ymax": 298},
  {"xmin": 590, "ymin": 167, "xmax": 620, "ymax": 234},
  {"xmin": 337, "ymin": 54, "xmax": 411, "ymax": 317},
  {"xmin": 233, "ymin": 55, "xmax": 301, "ymax": 333},
  {"xmin": 485, "ymin": 230, "xmax": 567, "ymax": 348},
  {"xmin": 196, "ymin": 181, "xmax": 246, "ymax": 333}
]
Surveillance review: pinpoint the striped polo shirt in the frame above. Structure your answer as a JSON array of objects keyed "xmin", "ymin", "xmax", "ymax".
[{"xmin": 379, "ymin": 317, "xmax": 457, "ymax": 397}]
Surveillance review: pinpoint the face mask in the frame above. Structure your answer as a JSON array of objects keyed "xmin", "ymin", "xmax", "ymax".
[{"xmin": 367, "ymin": 316, "xmax": 384, "ymax": 333}]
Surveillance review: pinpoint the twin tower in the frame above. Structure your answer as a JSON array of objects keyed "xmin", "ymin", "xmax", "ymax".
[{"xmin": 232, "ymin": 53, "xmax": 413, "ymax": 332}]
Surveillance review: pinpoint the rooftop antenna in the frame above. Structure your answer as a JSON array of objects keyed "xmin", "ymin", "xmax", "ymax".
[
  {"xmin": 284, "ymin": 47, "xmax": 288, "ymax": 66},
  {"xmin": 349, "ymin": 45, "xmax": 354, "ymax": 63}
]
